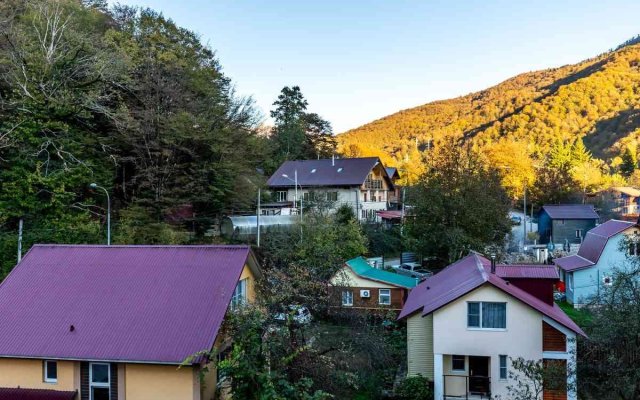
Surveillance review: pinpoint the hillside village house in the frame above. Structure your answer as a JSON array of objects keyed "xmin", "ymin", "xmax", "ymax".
[
  {"xmin": 266, "ymin": 157, "xmax": 395, "ymax": 222},
  {"xmin": 399, "ymin": 253, "xmax": 585, "ymax": 400},
  {"xmin": 554, "ymin": 220, "xmax": 638, "ymax": 305},
  {"xmin": 588, "ymin": 186, "xmax": 640, "ymax": 220},
  {"xmin": 329, "ymin": 257, "xmax": 418, "ymax": 312},
  {"xmin": 0, "ymin": 245, "xmax": 261, "ymax": 400},
  {"xmin": 538, "ymin": 205, "xmax": 599, "ymax": 247}
]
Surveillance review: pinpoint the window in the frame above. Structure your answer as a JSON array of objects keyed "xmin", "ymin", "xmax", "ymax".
[
  {"xmin": 276, "ymin": 191, "xmax": 287, "ymax": 202},
  {"xmin": 629, "ymin": 242, "xmax": 639, "ymax": 256},
  {"xmin": 327, "ymin": 192, "xmax": 338, "ymax": 202},
  {"xmin": 231, "ymin": 279, "xmax": 247, "ymax": 309},
  {"xmin": 559, "ymin": 219, "xmax": 565, "ymax": 225},
  {"xmin": 467, "ymin": 302, "xmax": 506, "ymax": 329},
  {"xmin": 342, "ymin": 290, "xmax": 353, "ymax": 306},
  {"xmin": 575, "ymin": 229, "xmax": 582, "ymax": 238},
  {"xmin": 89, "ymin": 363, "xmax": 110, "ymax": 400},
  {"xmin": 303, "ymin": 192, "xmax": 311, "ymax": 202},
  {"xmin": 379, "ymin": 289, "xmax": 391, "ymax": 305},
  {"xmin": 363, "ymin": 192, "xmax": 368, "ymax": 202},
  {"xmin": 567, "ymin": 273, "xmax": 574, "ymax": 290},
  {"xmin": 452, "ymin": 355, "xmax": 465, "ymax": 371},
  {"xmin": 499, "ymin": 355, "xmax": 508, "ymax": 380},
  {"xmin": 44, "ymin": 360, "xmax": 57, "ymax": 383}
]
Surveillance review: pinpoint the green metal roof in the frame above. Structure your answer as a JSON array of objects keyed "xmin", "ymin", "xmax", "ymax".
[{"xmin": 345, "ymin": 257, "xmax": 418, "ymax": 288}]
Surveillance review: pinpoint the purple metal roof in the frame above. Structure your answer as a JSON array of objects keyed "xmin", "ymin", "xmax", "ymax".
[
  {"xmin": 399, "ymin": 254, "xmax": 585, "ymax": 336},
  {"xmin": 0, "ymin": 388, "xmax": 76, "ymax": 400},
  {"xmin": 541, "ymin": 204, "xmax": 599, "ymax": 220},
  {"xmin": 267, "ymin": 157, "xmax": 392, "ymax": 188},
  {"xmin": 0, "ymin": 245, "xmax": 253, "ymax": 364},
  {"xmin": 554, "ymin": 255, "xmax": 594, "ymax": 272},
  {"xmin": 556, "ymin": 219, "xmax": 637, "ymax": 271},
  {"xmin": 495, "ymin": 264, "xmax": 559, "ymax": 279}
]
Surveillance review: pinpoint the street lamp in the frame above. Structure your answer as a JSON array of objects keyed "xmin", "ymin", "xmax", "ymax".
[
  {"xmin": 281, "ymin": 171, "xmax": 303, "ymax": 219},
  {"xmin": 89, "ymin": 183, "xmax": 111, "ymax": 245}
]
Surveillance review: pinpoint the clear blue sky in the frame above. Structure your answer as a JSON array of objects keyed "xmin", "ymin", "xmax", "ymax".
[{"xmin": 106, "ymin": 0, "xmax": 640, "ymax": 133}]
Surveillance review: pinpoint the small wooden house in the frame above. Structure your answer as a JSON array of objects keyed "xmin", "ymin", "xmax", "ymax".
[{"xmin": 538, "ymin": 205, "xmax": 599, "ymax": 245}]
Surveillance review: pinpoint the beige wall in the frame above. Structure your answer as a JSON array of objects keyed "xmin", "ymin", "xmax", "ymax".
[
  {"xmin": 0, "ymin": 358, "xmax": 78, "ymax": 391},
  {"xmin": 125, "ymin": 363, "xmax": 197, "ymax": 400},
  {"xmin": 407, "ymin": 313, "xmax": 434, "ymax": 379},
  {"xmin": 433, "ymin": 284, "xmax": 543, "ymax": 398},
  {"xmin": 330, "ymin": 266, "xmax": 397, "ymax": 289}
]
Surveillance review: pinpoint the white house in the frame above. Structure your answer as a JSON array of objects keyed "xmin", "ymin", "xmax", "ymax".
[
  {"xmin": 399, "ymin": 253, "xmax": 586, "ymax": 400},
  {"xmin": 265, "ymin": 157, "xmax": 395, "ymax": 222},
  {"xmin": 555, "ymin": 219, "xmax": 639, "ymax": 305}
]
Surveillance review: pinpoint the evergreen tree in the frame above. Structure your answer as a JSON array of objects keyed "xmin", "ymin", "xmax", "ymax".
[{"xmin": 619, "ymin": 146, "xmax": 637, "ymax": 177}]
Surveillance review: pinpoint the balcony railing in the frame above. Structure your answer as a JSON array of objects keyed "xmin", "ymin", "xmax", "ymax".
[{"xmin": 364, "ymin": 179, "xmax": 383, "ymax": 190}]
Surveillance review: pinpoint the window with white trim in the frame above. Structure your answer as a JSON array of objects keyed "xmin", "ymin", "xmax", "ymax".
[
  {"xmin": 276, "ymin": 191, "xmax": 287, "ymax": 202},
  {"xmin": 467, "ymin": 302, "xmax": 506, "ymax": 329},
  {"xmin": 89, "ymin": 363, "xmax": 110, "ymax": 400},
  {"xmin": 327, "ymin": 192, "xmax": 338, "ymax": 202},
  {"xmin": 44, "ymin": 360, "xmax": 57, "ymax": 383},
  {"xmin": 231, "ymin": 279, "xmax": 248, "ymax": 309},
  {"xmin": 342, "ymin": 290, "xmax": 353, "ymax": 306},
  {"xmin": 499, "ymin": 355, "xmax": 508, "ymax": 379},
  {"xmin": 451, "ymin": 355, "xmax": 465, "ymax": 371},
  {"xmin": 379, "ymin": 289, "xmax": 391, "ymax": 305},
  {"xmin": 567, "ymin": 273, "xmax": 574, "ymax": 290},
  {"xmin": 575, "ymin": 229, "xmax": 582, "ymax": 238}
]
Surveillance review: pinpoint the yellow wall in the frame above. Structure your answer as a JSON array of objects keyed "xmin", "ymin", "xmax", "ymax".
[
  {"xmin": 239, "ymin": 264, "xmax": 257, "ymax": 302},
  {"xmin": 407, "ymin": 313, "xmax": 434, "ymax": 379},
  {"xmin": 125, "ymin": 363, "xmax": 198, "ymax": 400},
  {"xmin": 0, "ymin": 358, "xmax": 78, "ymax": 391}
]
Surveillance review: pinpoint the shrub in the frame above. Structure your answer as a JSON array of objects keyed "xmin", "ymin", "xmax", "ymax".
[{"xmin": 395, "ymin": 376, "xmax": 433, "ymax": 400}]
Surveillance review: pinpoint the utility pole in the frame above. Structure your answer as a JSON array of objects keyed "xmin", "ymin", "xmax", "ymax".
[
  {"xmin": 17, "ymin": 218, "xmax": 23, "ymax": 263},
  {"xmin": 523, "ymin": 184, "xmax": 527, "ymax": 250},
  {"xmin": 256, "ymin": 188, "xmax": 261, "ymax": 247},
  {"xmin": 294, "ymin": 169, "xmax": 298, "ymax": 217}
]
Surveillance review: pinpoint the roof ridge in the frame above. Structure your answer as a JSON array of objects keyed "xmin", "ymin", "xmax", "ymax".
[{"xmin": 32, "ymin": 244, "xmax": 250, "ymax": 249}]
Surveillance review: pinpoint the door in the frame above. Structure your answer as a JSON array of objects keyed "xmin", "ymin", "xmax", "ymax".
[{"xmin": 468, "ymin": 356, "xmax": 490, "ymax": 395}]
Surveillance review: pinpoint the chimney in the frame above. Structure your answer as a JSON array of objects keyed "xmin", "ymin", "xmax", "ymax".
[
  {"xmin": 332, "ymin": 154, "xmax": 335, "ymax": 166},
  {"xmin": 490, "ymin": 254, "xmax": 496, "ymax": 274}
]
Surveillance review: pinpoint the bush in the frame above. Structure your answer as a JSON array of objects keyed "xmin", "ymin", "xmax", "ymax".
[{"xmin": 395, "ymin": 376, "xmax": 433, "ymax": 400}]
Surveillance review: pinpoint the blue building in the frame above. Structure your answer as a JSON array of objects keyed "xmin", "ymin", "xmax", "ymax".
[
  {"xmin": 555, "ymin": 220, "xmax": 638, "ymax": 305},
  {"xmin": 537, "ymin": 205, "xmax": 599, "ymax": 245}
]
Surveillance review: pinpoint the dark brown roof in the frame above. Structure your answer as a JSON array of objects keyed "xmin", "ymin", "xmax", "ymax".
[
  {"xmin": 0, "ymin": 388, "xmax": 76, "ymax": 400},
  {"xmin": 267, "ymin": 157, "xmax": 393, "ymax": 188}
]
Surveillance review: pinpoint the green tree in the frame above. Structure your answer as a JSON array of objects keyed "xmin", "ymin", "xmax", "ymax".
[
  {"xmin": 406, "ymin": 136, "xmax": 511, "ymax": 266},
  {"xmin": 619, "ymin": 146, "xmax": 637, "ymax": 177}
]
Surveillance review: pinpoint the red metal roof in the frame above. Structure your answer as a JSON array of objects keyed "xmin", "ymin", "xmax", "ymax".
[
  {"xmin": 399, "ymin": 253, "xmax": 585, "ymax": 336},
  {"xmin": 0, "ymin": 388, "xmax": 76, "ymax": 400},
  {"xmin": 0, "ymin": 245, "xmax": 254, "ymax": 364},
  {"xmin": 556, "ymin": 220, "xmax": 636, "ymax": 272},
  {"xmin": 541, "ymin": 204, "xmax": 599, "ymax": 219},
  {"xmin": 267, "ymin": 157, "xmax": 393, "ymax": 188},
  {"xmin": 495, "ymin": 264, "xmax": 559, "ymax": 279}
]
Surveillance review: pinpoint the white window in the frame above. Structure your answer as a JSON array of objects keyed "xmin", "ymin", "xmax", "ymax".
[
  {"xmin": 499, "ymin": 355, "xmax": 508, "ymax": 380},
  {"xmin": 379, "ymin": 289, "xmax": 391, "ymax": 305},
  {"xmin": 276, "ymin": 191, "xmax": 287, "ymax": 202},
  {"xmin": 44, "ymin": 360, "xmax": 57, "ymax": 383},
  {"xmin": 327, "ymin": 192, "xmax": 338, "ymax": 202},
  {"xmin": 342, "ymin": 290, "xmax": 353, "ymax": 306},
  {"xmin": 467, "ymin": 302, "xmax": 506, "ymax": 329},
  {"xmin": 452, "ymin": 355, "xmax": 465, "ymax": 371},
  {"xmin": 231, "ymin": 279, "xmax": 248, "ymax": 309},
  {"xmin": 567, "ymin": 273, "xmax": 574, "ymax": 290},
  {"xmin": 575, "ymin": 229, "xmax": 582, "ymax": 238},
  {"xmin": 89, "ymin": 363, "xmax": 110, "ymax": 400}
]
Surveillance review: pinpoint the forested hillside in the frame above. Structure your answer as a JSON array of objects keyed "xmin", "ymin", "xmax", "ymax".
[{"xmin": 339, "ymin": 38, "xmax": 640, "ymax": 179}]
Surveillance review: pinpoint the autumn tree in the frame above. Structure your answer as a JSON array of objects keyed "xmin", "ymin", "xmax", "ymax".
[{"xmin": 406, "ymin": 136, "xmax": 511, "ymax": 266}]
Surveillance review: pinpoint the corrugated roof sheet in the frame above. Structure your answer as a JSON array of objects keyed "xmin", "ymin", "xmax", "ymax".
[
  {"xmin": 0, "ymin": 388, "xmax": 77, "ymax": 400},
  {"xmin": 399, "ymin": 254, "xmax": 585, "ymax": 336},
  {"xmin": 555, "ymin": 219, "xmax": 636, "ymax": 272},
  {"xmin": 0, "ymin": 245, "xmax": 252, "ymax": 364},
  {"xmin": 554, "ymin": 255, "xmax": 594, "ymax": 272},
  {"xmin": 346, "ymin": 257, "xmax": 418, "ymax": 288},
  {"xmin": 495, "ymin": 264, "xmax": 559, "ymax": 279},
  {"xmin": 267, "ymin": 157, "xmax": 392, "ymax": 188},
  {"xmin": 541, "ymin": 204, "xmax": 599, "ymax": 220}
]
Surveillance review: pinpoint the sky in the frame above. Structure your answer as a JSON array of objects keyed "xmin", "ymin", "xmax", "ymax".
[{"xmin": 106, "ymin": 0, "xmax": 640, "ymax": 133}]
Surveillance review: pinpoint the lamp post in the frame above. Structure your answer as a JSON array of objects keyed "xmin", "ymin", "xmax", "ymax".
[
  {"xmin": 89, "ymin": 183, "xmax": 111, "ymax": 245},
  {"xmin": 281, "ymin": 171, "xmax": 302, "ymax": 219}
]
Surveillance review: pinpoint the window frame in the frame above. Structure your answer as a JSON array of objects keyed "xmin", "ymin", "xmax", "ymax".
[
  {"xmin": 499, "ymin": 355, "xmax": 508, "ymax": 380},
  {"xmin": 44, "ymin": 360, "xmax": 57, "ymax": 383},
  {"xmin": 231, "ymin": 278, "xmax": 248, "ymax": 309},
  {"xmin": 342, "ymin": 290, "xmax": 353, "ymax": 306},
  {"xmin": 575, "ymin": 229, "xmax": 582, "ymax": 238},
  {"xmin": 89, "ymin": 362, "xmax": 110, "ymax": 400},
  {"xmin": 467, "ymin": 301, "xmax": 507, "ymax": 331},
  {"xmin": 378, "ymin": 289, "xmax": 391, "ymax": 305},
  {"xmin": 276, "ymin": 191, "xmax": 287, "ymax": 202},
  {"xmin": 451, "ymin": 355, "xmax": 465, "ymax": 372}
]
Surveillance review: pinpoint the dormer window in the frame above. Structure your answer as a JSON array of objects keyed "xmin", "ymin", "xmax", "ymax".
[
  {"xmin": 337, "ymin": 168, "xmax": 343, "ymax": 173},
  {"xmin": 311, "ymin": 169, "xmax": 316, "ymax": 173}
]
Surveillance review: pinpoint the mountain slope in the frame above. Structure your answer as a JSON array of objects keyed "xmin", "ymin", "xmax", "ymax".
[{"xmin": 338, "ymin": 43, "xmax": 640, "ymax": 169}]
